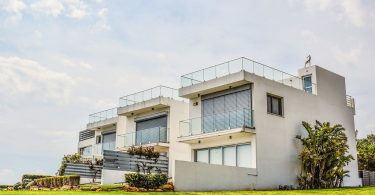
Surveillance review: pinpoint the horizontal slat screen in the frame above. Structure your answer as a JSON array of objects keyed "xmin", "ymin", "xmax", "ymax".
[
  {"xmin": 103, "ymin": 150, "xmax": 168, "ymax": 174},
  {"xmin": 79, "ymin": 130, "xmax": 95, "ymax": 141}
]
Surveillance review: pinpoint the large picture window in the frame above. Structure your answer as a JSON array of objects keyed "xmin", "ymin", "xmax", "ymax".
[{"xmin": 194, "ymin": 143, "xmax": 252, "ymax": 168}]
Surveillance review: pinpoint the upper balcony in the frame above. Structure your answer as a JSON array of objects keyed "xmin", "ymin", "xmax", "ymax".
[
  {"xmin": 177, "ymin": 108, "xmax": 255, "ymax": 143},
  {"xmin": 180, "ymin": 57, "xmax": 317, "ymax": 98},
  {"xmin": 87, "ymin": 107, "xmax": 118, "ymax": 130},
  {"xmin": 117, "ymin": 127, "xmax": 169, "ymax": 152},
  {"xmin": 118, "ymin": 85, "xmax": 185, "ymax": 116}
]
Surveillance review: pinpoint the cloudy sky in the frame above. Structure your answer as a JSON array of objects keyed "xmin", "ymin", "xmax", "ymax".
[{"xmin": 0, "ymin": 0, "xmax": 374, "ymax": 185}]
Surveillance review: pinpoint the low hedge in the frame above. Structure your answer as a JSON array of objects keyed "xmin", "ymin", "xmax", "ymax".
[
  {"xmin": 125, "ymin": 173, "xmax": 167, "ymax": 189},
  {"xmin": 21, "ymin": 174, "xmax": 52, "ymax": 182},
  {"xmin": 34, "ymin": 175, "xmax": 80, "ymax": 188}
]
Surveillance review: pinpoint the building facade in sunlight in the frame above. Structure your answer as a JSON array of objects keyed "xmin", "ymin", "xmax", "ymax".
[{"xmin": 76, "ymin": 57, "xmax": 361, "ymax": 190}]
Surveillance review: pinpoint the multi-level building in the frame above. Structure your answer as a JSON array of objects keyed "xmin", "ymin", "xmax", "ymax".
[{"xmin": 76, "ymin": 57, "xmax": 361, "ymax": 191}]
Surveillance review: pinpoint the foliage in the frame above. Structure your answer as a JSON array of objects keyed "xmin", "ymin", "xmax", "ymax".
[
  {"xmin": 125, "ymin": 173, "xmax": 168, "ymax": 189},
  {"xmin": 34, "ymin": 175, "xmax": 80, "ymax": 188},
  {"xmin": 21, "ymin": 174, "xmax": 51, "ymax": 182},
  {"xmin": 127, "ymin": 146, "xmax": 161, "ymax": 174},
  {"xmin": 0, "ymin": 185, "xmax": 12, "ymax": 189},
  {"xmin": 296, "ymin": 121, "xmax": 354, "ymax": 189},
  {"xmin": 79, "ymin": 184, "xmax": 123, "ymax": 191},
  {"xmin": 357, "ymin": 134, "xmax": 375, "ymax": 171}
]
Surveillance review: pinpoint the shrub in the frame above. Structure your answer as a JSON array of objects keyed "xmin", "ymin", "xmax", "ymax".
[
  {"xmin": 57, "ymin": 153, "xmax": 82, "ymax": 176},
  {"xmin": 125, "ymin": 173, "xmax": 167, "ymax": 189},
  {"xmin": 34, "ymin": 175, "xmax": 80, "ymax": 188},
  {"xmin": 21, "ymin": 174, "xmax": 51, "ymax": 182}
]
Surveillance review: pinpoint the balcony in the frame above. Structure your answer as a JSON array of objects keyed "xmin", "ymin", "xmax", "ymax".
[
  {"xmin": 178, "ymin": 108, "xmax": 254, "ymax": 143},
  {"xmin": 118, "ymin": 127, "xmax": 169, "ymax": 152},
  {"xmin": 87, "ymin": 108, "xmax": 118, "ymax": 130},
  {"xmin": 118, "ymin": 86, "xmax": 186, "ymax": 116},
  {"xmin": 180, "ymin": 57, "xmax": 317, "ymax": 95}
]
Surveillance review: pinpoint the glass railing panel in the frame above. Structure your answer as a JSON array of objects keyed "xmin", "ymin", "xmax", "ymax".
[
  {"xmin": 243, "ymin": 58, "xmax": 254, "ymax": 73},
  {"xmin": 216, "ymin": 62, "xmax": 229, "ymax": 78},
  {"xmin": 179, "ymin": 108, "xmax": 254, "ymax": 137},
  {"xmin": 264, "ymin": 66, "xmax": 274, "ymax": 80},
  {"xmin": 191, "ymin": 117, "xmax": 202, "ymax": 135},
  {"xmin": 274, "ymin": 70, "xmax": 283, "ymax": 84},
  {"xmin": 228, "ymin": 58, "xmax": 243, "ymax": 74},
  {"xmin": 119, "ymin": 127, "xmax": 168, "ymax": 147},
  {"xmin": 204, "ymin": 66, "xmax": 216, "ymax": 81},
  {"xmin": 253, "ymin": 61, "xmax": 264, "ymax": 76},
  {"xmin": 192, "ymin": 71, "xmax": 204, "ymax": 83}
]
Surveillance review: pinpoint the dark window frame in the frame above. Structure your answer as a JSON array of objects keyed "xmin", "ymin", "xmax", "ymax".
[{"xmin": 267, "ymin": 94, "xmax": 283, "ymax": 116}]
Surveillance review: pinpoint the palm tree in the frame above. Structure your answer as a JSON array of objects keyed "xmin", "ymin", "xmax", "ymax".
[{"xmin": 296, "ymin": 120, "xmax": 353, "ymax": 189}]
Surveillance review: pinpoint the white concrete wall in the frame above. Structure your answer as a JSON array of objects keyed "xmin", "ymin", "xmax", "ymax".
[
  {"xmin": 174, "ymin": 160, "xmax": 257, "ymax": 191},
  {"xmin": 101, "ymin": 169, "xmax": 129, "ymax": 184}
]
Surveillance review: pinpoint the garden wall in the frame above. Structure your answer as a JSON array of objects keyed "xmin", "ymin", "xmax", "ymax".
[{"xmin": 174, "ymin": 160, "xmax": 257, "ymax": 191}]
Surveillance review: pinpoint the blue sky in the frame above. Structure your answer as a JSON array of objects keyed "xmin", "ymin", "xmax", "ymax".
[{"xmin": 0, "ymin": 0, "xmax": 374, "ymax": 185}]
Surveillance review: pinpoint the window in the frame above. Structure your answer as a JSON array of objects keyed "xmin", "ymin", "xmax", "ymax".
[
  {"xmin": 96, "ymin": 136, "xmax": 101, "ymax": 144},
  {"xmin": 196, "ymin": 149, "xmax": 209, "ymax": 163},
  {"xmin": 195, "ymin": 143, "xmax": 252, "ymax": 168},
  {"xmin": 223, "ymin": 146, "xmax": 236, "ymax": 166},
  {"xmin": 102, "ymin": 132, "xmax": 116, "ymax": 151},
  {"xmin": 267, "ymin": 95, "xmax": 283, "ymax": 116},
  {"xmin": 210, "ymin": 147, "xmax": 222, "ymax": 165},
  {"xmin": 303, "ymin": 75, "xmax": 312, "ymax": 93},
  {"xmin": 79, "ymin": 146, "xmax": 92, "ymax": 156},
  {"xmin": 237, "ymin": 145, "xmax": 252, "ymax": 168}
]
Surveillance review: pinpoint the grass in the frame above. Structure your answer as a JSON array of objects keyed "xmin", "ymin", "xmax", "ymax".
[{"xmin": 0, "ymin": 187, "xmax": 374, "ymax": 195}]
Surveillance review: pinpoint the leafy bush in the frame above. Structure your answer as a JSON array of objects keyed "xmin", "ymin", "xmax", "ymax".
[
  {"xmin": 34, "ymin": 175, "xmax": 80, "ymax": 188},
  {"xmin": 125, "ymin": 173, "xmax": 167, "ymax": 189},
  {"xmin": 22, "ymin": 174, "xmax": 51, "ymax": 182},
  {"xmin": 296, "ymin": 121, "xmax": 353, "ymax": 189},
  {"xmin": 357, "ymin": 134, "xmax": 375, "ymax": 171}
]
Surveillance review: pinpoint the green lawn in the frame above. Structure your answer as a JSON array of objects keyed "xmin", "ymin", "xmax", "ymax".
[{"xmin": 0, "ymin": 187, "xmax": 375, "ymax": 195}]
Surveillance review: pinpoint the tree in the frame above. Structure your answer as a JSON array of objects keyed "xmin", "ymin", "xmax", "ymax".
[
  {"xmin": 357, "ymin": 134, "xmax": 375, "ymax": 171},
  {"xmin": 296, "ymin": 121, "xmax": 354, "ymax": 189},
  {"xmin": 127, "ymin": 146, "xmax": 161, "ymax": 174}
]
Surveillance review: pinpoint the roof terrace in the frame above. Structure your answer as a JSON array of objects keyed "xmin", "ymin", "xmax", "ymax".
[
  {"xmin": 119, "ymin": 85, "xmax": 184, "ymax": 108},
  {"xmin": 180, "ymin": 57, "xmax": 317, "ymax": 95}
]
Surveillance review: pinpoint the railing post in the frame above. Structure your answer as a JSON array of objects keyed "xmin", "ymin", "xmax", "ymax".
[{"xmin": 241, "ymin": 57, "xmax": 244, "ymax": 70}]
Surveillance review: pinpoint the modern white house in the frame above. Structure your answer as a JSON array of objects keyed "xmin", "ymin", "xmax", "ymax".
[{"xmin": 76, "ymin": 57, "xmax": 361, "ymax": 191}]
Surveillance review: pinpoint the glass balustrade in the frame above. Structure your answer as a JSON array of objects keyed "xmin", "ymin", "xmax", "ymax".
[
  {"xmin": 180, "ymin": 57, "xmax": 317, "ymax": 95},
  {"xmin": 179, "ymin": 108, "xmax": 254, "ymax": 137}
]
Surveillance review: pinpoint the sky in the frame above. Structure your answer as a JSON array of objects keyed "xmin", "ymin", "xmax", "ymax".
[{"xmin": 0, "ymin": 0, "xmax": 374, "ymax": 185}]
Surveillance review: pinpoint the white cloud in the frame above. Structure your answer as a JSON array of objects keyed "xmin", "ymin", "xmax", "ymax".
[
  {"xmin": 1, "ymin": 0, "xmax": 26, "ymax": 13},
  {"xmin": 30, "ymin": 0, "xmax": 65, "ymax": 17},
  {"xmin": 63, "ymin": 58, "xmax": 93, "ymax": 69},
  {"xmin": 0, "ymin": 0, "xmax": 26, "ymax": 26},
  {"xmin": 65, "ymin": 0, "xmax": 89, "ymax": 19},
  {"xmin": 340, "ymin": 0, "xmax": 365, "ymax": 27},
  {"xmin": 0, "ymin": 56, "xmax": 76, "ymax": 104},
  {"xmin": 304, "ymin": 0, "xmax": 333, "ymax": 13},
  {"xmin": 91, "ymin": 8, "xmax": 111, "ymax": 32}
]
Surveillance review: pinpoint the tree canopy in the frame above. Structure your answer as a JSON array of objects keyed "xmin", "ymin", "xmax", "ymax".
[{"xmin": 357, "ymin": 134, "xmax": 375, "ymax": 171}]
